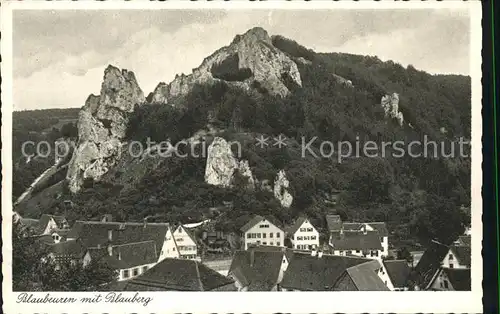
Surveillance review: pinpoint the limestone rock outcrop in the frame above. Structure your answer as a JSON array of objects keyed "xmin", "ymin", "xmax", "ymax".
[
  {"xmin": 149, "ymin": 27, "xmax": 302, "ymax": 104},
  {"xmin": 274, "ymin": 169, "xmax": 293, "ymax": 208},
  {"xmin": 204, "ymin": 137, "xmax": 254, "ymax": 189},
  {"xmin": 381, "ymin": 93, "xmax": 404, "ymax": 126},
  {"xmin": 66, "ymin": 65, "xmax": 145, "ymax": 193}
]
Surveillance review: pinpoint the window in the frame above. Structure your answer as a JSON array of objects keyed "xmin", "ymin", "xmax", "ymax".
[
  {"xmin": 270, "ymin": 242, "xmax": 274, "ymax": 246},
  {"xmin": 449, "ymin": 263, "xmax": 454, "ymax": 268},
  {"xmin": 277, "ymin": 233, "xmax": 280, "ymax": 238},
  {"xmin": 263, "ymin": 242, "xmax": 267, "ymax": 245},
  {"xmin": 259, "ymin": 224, "xmax": 269, "ymax": 228},
  {"xmin": 311, "ymin": 236, "xmax": 317, "ymax": 240},
  {"xmin": 257, "ymin": 233, "xmax": 261, "ymax": 238},
  {"xmin": 257, "ymin": 241, "xmax": 261, "ymax": 244},
  {"xmin": 133, "ymin": 268, "xmax": 139, "ymax": 277},
  {"xmin": 270, "ymin": 233, "xmax": 274, "ymax": 238},
  {"xmin": 277, "ymin": 242, "xmax": 280, "ymax": 246},
  {"xmin": 443, "ymin": 280, "xmax": 449, "ymax": 289},
  {"xmin": 247, "ymin": 233, "xmax": 251, "ymax": 238},
  {"xmin": 356, "ymin": 250, "xmax": 360, "ymax": 253},
  {"xmin": 449, "ymin": 254, "xmax": 454, "ymax": 260},
  {"xmin": 263, "ymin": 233, "xmax": 266, "ymax": 238},
  {"xmin": 307, "ymin": 228, "xmax": 313, "ymax": 232},
  {"xmin": 122, "ymin": 270, "xmax": 130, "ymax": 279}
]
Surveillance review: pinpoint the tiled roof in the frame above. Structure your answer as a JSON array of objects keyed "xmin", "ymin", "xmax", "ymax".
[
  {"xmin": 450, "ymin": 245, "xmax": 471, "ymax": 267},
  {"xmin": 456, "ymin": 235, "xmax": 471, "ymax": 246},
  {"xmin": 240, "ymin": 215, "xmax": 283, "ymax": 233},
  {"xmin": 280, "ymin": 252, "xmax": 371, "ymax": 291},
  {"xmin": 286, "ymin": 217, "xmax": 309, "ymax": 235},
  {"xmin": 67, "ymin": 221, "xmax": 170, "ymax": 253},
  {"xmin": 229, "ymin": 250, "xmax": 284, "ymax": 291},
  {"xmin": 248, "ymin": 245, "xmax": 294, "ymax": 261},
  {"xmin": 325, "ymin": 215, "xmax": 342, "ymax": 232},
  {"xmin": 346, "ymin": 260, "xmax": 390, "ymax": 291},
  {"xmin": 412, "ymin": 240, "xmax": 450, "ymax": 289},
  {"xmin": 47, "ymin": 239, "xmax": 86, "ymax": 259},
  {"xmin": 443, "ymin": 268, "xmax": 471, "ymax": 291},
  {"xmin": 383, "ymin": 260, "xmax": 411, "ymax": 288},
  {"xmin": 20, "ymin": 218, "xmax": 39, "ymax": 229},
  {"xmin": 39, "ymin": 214, "xmax": 68, "ymax": 232},
  {"xmin": 329, "ymin": 231, "xmax": 382, "ymax": 250},
  {"xmin": 123, "ymin": 258, "xmax": 234, "ymax": 291},
  {"xmin": 365, "ymin": 222, "xmax": 389, "ymax": 237},
  {"xmin": 87, "ymin": 241, "xmax": 158, "ymax": 269},
  {"xmin": 341, "ymin": 222, "xmax": 364, "ymax": 231}
]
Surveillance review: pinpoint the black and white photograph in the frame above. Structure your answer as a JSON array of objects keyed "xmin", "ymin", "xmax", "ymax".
[{"xmin": 1, "ymin": 1, "xmax": 482, "ymax": 313}]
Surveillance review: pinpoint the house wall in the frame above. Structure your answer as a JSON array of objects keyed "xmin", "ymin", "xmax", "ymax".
[
  {"xmin": 243, "ymin": 219, "xmax": 284, "ymax": 250},
  {"xmin": 42, "ymin": 219, "xmax": 58, "ymax": 235},
  {"xmin": 429, "ymin": 269, "xmax": 455, "ymax": 291},
  {"xmin": 377, "ymin": 263, "xmax": 395, "ymax": 291},
  {"xmin": 333, "ymin": 272, "xmax": 358, "ymax": 291},
  {"xmin": 118, "ymin": 262, "xmax": 157, "ymax": 281},
  {"xmin": 333, "ymin": 249, "xmax": 382, "ymax": 260},
  {"xmin": 173, "ymin": 226, "xmax": 199, "ymax": 260},
  {"xmin": 158, "ymin": 227, "xmax": 180, "ymax": 261},
  {"xmin": 364, "ymin": 224, "xmax": 389, "ymax": 257},
  {"xmin": 441, "ymin": 249, "xmax": 468, "ymax": 269},
  {"xmin": 290, "ymin": 220, "xmax": 319, "ymax": 250},
  {"xmin": 277, "ymin": 255, "xmax": 289, "ymax": 284}
]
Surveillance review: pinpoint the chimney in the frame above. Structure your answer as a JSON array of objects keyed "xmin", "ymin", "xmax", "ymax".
[
  {"xmin": 108, "ymin": 230, "xmax": 113, "ymax": 241},
  {"xmin": 311, "ymin": 250, "xmax": 317, "ymax": 257},
  {"xmin": 107, "ymin": 245, "xmax": 113, "ymax": 256}
]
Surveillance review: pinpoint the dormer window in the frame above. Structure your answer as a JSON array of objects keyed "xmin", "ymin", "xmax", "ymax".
[{"xmin": 448, "ymin": 254, "xmax": 453, "ymax": 260}]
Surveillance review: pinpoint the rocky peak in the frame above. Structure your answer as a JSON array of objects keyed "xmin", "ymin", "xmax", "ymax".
[
  {"xmin": 66, "ymin": 65, "xmax": 145, "ymax": 193},
  {"xmin": 148, "ymin": 27, "xmax": 302, "ymax": 104}
]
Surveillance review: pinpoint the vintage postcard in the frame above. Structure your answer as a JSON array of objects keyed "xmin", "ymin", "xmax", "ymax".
[{"xmin": 1, "ymin": 0, "xmax": 483, "ymax": 313}]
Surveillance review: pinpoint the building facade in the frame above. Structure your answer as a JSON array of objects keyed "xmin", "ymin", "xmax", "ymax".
[
  {"xmin": 288, "ymin": 217, "xmax": 320, "ymax": 250},
  {"xmin": 240, "ymin": 216, "xmax": 285, "ymax": 250}
]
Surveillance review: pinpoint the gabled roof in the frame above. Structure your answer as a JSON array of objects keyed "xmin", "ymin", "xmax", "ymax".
[
  {"xmin": 443, "ymin": 268, "xmax": 471, "ymax": 291},
  {"xmin": 412, "ymin": 240, "xmax": 450, "ymax": 289},
  {"xmin": 329, "ymin": 231, "xmax": 382, "ymax": 250},
  {"xmin": 123, "ymin": 258, "xmax": 234, "ymax": 291},
  {"xmin": 67, "ymin": 221, "xmax": 170, "ymax": 253},
  {"xmin": 341, "ymin": 222, "xmax": 364, "ymax": 231},
  {"xmin": 88, "ymin": 241, "xmax": 158, "ymax": 269},
  {"xmin": 39, "ymin": 214, "xmax": 68, "ymax": 231},
  {"xmin": 365, "ymin": 222, "xmax": 389, "ymax": 237},
  {"xmin": 240, "ymin": 215, "xmax": 282, "ymax": 233},
  {"xmin": 20, "ymin": 218, "xmax": 39, "ymax": 228},
  {"xmin": 456, "ymin": 235, "xmax": 471, "ymax": 246},
  {"xmin": 383, "ymin": 260, "xmax": 411, "ymax": 288},
  {"xmin": 450, "ymin": 245, "xmax": 471, "ymax": 267},
  {"xmin": 229, "ymin": 250, "xmax": 284, "ymax": 291},
  {"xmin": 280, "ymin": 252, "xmax": 372, "ymax": 291},
  {"xmin": 325, "ymin": 215, "xmax": 342, "ymax": 232},
  {"xmin": 174, "ymin": 224, "xmax": 198, "ymax": 245},
  {"xmin": 345, "ymin": 260, "xmax": 389, "ymax": 291},
  {"xmin": 286, "ymin": 217, "xmax": 311, "ymax": 235},
  {"xmin": 47, "ymin": 239, "xmax": 86, "ymax": 259}
]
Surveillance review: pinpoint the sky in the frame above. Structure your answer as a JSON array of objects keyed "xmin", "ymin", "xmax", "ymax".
[{"xmin": 12, "ymin": 9, "xmax": 470, "ymax": 110}]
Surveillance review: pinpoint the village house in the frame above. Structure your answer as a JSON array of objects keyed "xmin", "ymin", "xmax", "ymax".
[
  {"xmin": 286, "ymin": 217, "xmax": 320, "ymax": 251},
  {"xmin": 83, "ymin": 240, "xmax": 158, "ymax": 281},
  {"xmin": 240, "ymin": 215, "xmax": 285, "ymax": 250},
  {"xmin": 45, "ymin": 239, "xmax": 86, "ymax": 269},
  {"xmin": 172, "ymin": 224, "xmax": 200, "ymax": 261},
  {"xmin": 427, "ymin": 268, "xmax": 471, "ymax": 291},
  {"xmin": 66, "ymin": 221, "xmax": 180, "ymax": 262},
  {"xmin": 122, "ymin": 258, "xmax": 236, "ymax": 291},
  {"xmin": 228, "ymin": 248, "xmax": 289, "ymax": 291},
  {"xmin": 38, "ymin": 214, "xmax": 70, "ymax": 235},
  {"xmin": 382, "ymin": 259, "xmax": 411, "ymax": 291},
  {"xmin": 329, "ymin": 230, "xmax": 383, "ymax": 259},
  {"xmin": 410, "ymin": 240, "xmax": 471, "ymax": 290},
  {"xmin": 325, "ymin": 215, "xmax": 389, "ymax": 258},
  {"xmin": 280, "ymin": 251, "xmax": 389, "ymax": 291}
]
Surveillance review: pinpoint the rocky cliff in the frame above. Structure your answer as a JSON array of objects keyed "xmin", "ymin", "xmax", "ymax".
[
  {"xmin": 204, "ymin": 137, "xmax": 254, "ymax": 189},
  {"xmin": 149, "ymin": 27, "xmax": 302, "ymax": 104},
  {"xmin": 381, "ymin": 93, "xmax": 404, "ymax": 126},
  {"xmin": 273, "ymin": 169, "xmax": 293, "ymax": 208},
  {"xmin": 66, "ymin": 65, "xmax": 145, "ymax": 192}
]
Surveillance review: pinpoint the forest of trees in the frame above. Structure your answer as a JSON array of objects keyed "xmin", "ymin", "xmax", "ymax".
[{"xmin": 15, "ymin": 39, "xmax": 471, "ymax": 248}]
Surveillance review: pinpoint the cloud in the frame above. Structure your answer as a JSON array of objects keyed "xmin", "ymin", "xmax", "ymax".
[{"xmin": 12, "ymin": 9, "xmax": 470, "ymax": 110}]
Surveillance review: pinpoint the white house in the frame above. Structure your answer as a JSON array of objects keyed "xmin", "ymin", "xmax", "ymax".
[
  {"xmin": 287, "ymin": 217, "xmax": 319, "ymax": 250},
  {"xmin": 83, "ymin": 240, "xmax": 158, "ymax": 281},
  {"xmin": 441, "ymin": 245, "xmax": 471, "ymax": 269},
  {"xmin": 382, "ymin": 260, "xmax": 411, "ymax": 291},
  {"xmin": 329, "ymin": 230, "xmax": 383, "ymax": 260},
  {"xmin": 428, "ymin": 268, "xmax": 471, "ymax": 291},
  {"xmin": 240, "ymin": 215, "xmax": 285, "ymax": 250},
  {"xmin": 341, "ymin": 222, "xmax": 389, "ymax": 258},
  {"xmin": 172, "ymin": 224, "xmax": 199, "ymax": 261}
]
